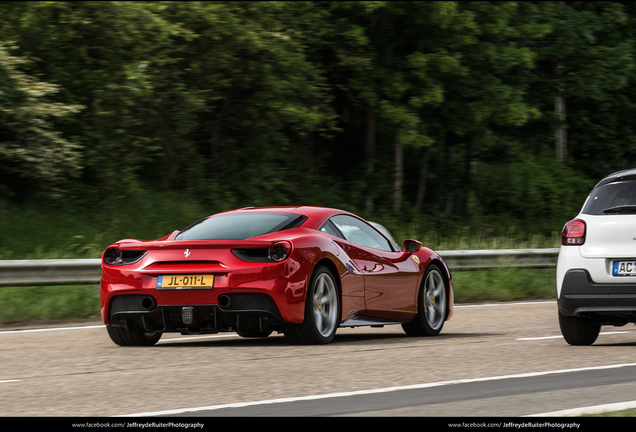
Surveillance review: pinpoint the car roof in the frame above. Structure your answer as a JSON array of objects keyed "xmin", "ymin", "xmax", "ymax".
[
  {"xmin": 215, "ymin": 206, "xmax": 355, "ymax": 228},
  {"xmin": 595, "ymin": 168, "xmax": 636, "ymax": 188},
  {"xmin": 222, "ymin": 206, "xmax": 345, "ymax": 216}
]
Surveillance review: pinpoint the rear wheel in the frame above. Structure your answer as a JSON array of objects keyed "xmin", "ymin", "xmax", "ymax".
[
  {"xmin": 402, "ymin": 264, "xmax": 447, "ymax": 336},
  {"xmin": 106, "ymin": 325, "xmax": 162, "ymax": 346},
  {"xmin": 284, "ymin": 266, "xmax": 340, "ymax": 344},
  {"xmin": 558, "ymin": 312, "xmax": 600, "ymax": 346}
]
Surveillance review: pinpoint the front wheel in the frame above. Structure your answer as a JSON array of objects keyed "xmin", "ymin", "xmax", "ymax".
[
  {"xmin": 558, "ymin": 312, "xmax": 600, "ymax": 346},
  {"xmin": 402, "ymin": 264, "xmax": 448, "ymax": 337},
  {"xmin": 284, "ymin": 266, "xmax": 340, "ymax": 345},
  {"xmin": 106, "ymin": 325, "xmax": 162, "ymax": 346}
]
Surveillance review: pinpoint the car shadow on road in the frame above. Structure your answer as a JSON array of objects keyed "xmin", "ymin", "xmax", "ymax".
[
  {"xmin": 332, "ymin": 331, "xmax": 504, "ymax": 345},
  {"xmin": 155, "ymin": 330, "xmax": 501, "ymax": 348},
  {"xmin": 593, "ymin": 341, "xmax": 636, "ymax": 347}
]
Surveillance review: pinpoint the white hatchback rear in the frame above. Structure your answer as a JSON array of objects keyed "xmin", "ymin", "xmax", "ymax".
[{"xmin": 557, "ymin": 169, "xmax": 636, "ymax": 345}]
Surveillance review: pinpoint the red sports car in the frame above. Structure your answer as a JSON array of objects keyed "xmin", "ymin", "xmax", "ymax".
[{"xmin": 100, "ymin": 206, "xmax": 453, "ymax": 345}]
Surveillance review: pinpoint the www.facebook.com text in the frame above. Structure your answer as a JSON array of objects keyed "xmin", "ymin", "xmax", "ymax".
[
  {"xmin": 72, "ymin": 422, "xmax": 205, "ymax": 429},
  {"xmin": 448, "ymin": 422, "xmax": 581, "ymax": 429}
]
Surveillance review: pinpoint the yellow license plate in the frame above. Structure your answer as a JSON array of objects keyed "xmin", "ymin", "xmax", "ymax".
[{"xmin": 157, "ymin": 274, "xmax": 214, "ymax": 289}]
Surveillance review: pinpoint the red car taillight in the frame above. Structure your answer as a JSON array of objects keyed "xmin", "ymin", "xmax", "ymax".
[
  {"xmin": 104, "ymin": 247, "xmax": 122, "ymax": 264},
  {"xmin": 562, "ymin": 219, "xmax": 586, "ymax": 246},
  {"xmin": 269, "ymin": 241, "xmax": 292, "ymax": 262},
  {"xmin": 103, "ymin": 247, "xmax": 147, "ymax": 265}
]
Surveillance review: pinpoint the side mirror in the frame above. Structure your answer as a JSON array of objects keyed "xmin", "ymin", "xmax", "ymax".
[{"xmin": 403, "ymin": 239, "xmax": 422, "ymax": 253}]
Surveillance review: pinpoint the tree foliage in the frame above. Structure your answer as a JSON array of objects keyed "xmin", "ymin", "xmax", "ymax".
[
  {"xmin": 1, "ymin": 1, "xmax": 635, "ymax": 234},
  {"xmin": 0, "ymin": 42, "xmax": 82, "ymax": 197}
]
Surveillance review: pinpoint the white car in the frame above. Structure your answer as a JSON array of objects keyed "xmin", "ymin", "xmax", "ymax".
[{"xmin": 557, "ymin": 168, "xmax": 636, "ymax": 345}]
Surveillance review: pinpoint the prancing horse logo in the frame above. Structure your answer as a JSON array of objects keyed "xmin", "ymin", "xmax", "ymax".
[{"xmin": 184, "ymin": 249, "xmax": 191, "ymax": 258}]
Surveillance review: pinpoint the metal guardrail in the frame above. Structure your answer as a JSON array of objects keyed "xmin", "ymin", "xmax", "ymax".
[
  {"xmin": 0, "ymin": 259, "xmax": 101, "ymax": 287},
  {"xmin": 0, "ymin": 248, "xmax": 561, "ymax": 287},
  {"xmin": 438, "ymin": 248, "xmax": 560, "ymax": 271}
]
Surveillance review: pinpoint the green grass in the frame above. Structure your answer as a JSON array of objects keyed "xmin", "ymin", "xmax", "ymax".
[
  {"xmin": 452, "ymin": 267, "xmax": 556, "ymax": 303},
  {"xmin": 0, "ymin": 285, "xmax": 100, "ymax": 323},
  {"xmin": 0, "ymin": 189, "xmax": 210, "ymax": 260},
  {"xmin": 393, "ymin": 223, "xmax": 561, "ymax": 251}
]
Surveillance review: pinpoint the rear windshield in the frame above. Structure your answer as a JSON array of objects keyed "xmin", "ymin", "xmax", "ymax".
[
  {"xmin": 582, "ymin": 179, "xmax": 636, "ymax": 215},
  {"xmin": 175, "ymin": 212, "xmax": 306, "ymax": 240}
]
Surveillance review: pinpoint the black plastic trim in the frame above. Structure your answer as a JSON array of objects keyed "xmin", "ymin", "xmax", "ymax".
[
  {"xmin": 558, "ymin": 269, "xmax": 636, "ymax": 322},
  {"xmin": 108, "ymin": 293, "xmax": 285, "ymax": 334}
]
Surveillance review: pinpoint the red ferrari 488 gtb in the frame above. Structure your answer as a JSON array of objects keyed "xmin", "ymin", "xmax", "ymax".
[{"xmin": 100, "ymin": 206, "xmax": 453, "ymax": 345}]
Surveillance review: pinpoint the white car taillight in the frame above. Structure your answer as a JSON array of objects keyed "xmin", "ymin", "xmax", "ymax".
[{"xmin": 562, "ymin": 219, "xmax": 586, "ymax": 246}]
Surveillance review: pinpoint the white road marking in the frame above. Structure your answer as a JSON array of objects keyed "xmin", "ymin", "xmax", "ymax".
[
  {"xmin": 0, "ymin": 325, "xmax": 104, "ymax": 334},
  {"xmin": 455, "ymin": 300, "xmax": 555, "ymax": 308},
  {"xmin": 528, "ymin": 400, "xmax": 636, "ymax": 417},
  {"xmin": 517, "ymin": 331, "xmax": 631, "ymax": 341},
  {"xmin": 117, "ymin": 362, "xmax": 636, "ymax": 417},
  {"xmin": 159, "ymin": 334, "xmax": 239, "ymax": 343},
  {"xmin": 517, "ymin": 335, "xmax": 563, "ymax": 340},
  {"xmin": 0, "ymin": 325, "xmax": 240, "ymax": 341}
]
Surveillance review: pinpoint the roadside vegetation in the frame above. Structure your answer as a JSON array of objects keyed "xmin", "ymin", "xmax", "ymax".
[{"xmin": 1, "ymin": 2, "xmax": 630, "ymax": 236}]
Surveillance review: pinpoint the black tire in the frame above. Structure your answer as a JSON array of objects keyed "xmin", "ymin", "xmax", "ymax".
[
  {"xmin": 402, "ymin": 264, "xmax": 448, "ymax": 337},
  {"xmin": 106, "ymin": 325, "xmax": 162, "ymax": 346},
  {"xmin": 284, "ymin": 266, "xmax": 340, "ymax": 345},
  {"xmin": 558, "ymin": 311, "xmax": 600, "ymax": 346}
]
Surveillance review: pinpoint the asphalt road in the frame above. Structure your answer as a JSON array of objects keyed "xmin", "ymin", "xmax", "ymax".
[{"xmin": 1, "ymin": 300, "xmax": 636, "ymax": 417}]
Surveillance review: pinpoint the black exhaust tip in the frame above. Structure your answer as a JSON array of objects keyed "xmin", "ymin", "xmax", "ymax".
[{"xmin": 218, "ymin": 294, "xmax": 232, "ymax": 309}]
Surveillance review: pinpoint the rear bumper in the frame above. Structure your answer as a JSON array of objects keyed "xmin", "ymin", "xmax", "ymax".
[
  {"xmin": 107, "ymin": 292, "xmax": 286, "ymax": 335},
  {"xmin": 558, "ymin": 269, "xmax": 636, "ymax": 324}
]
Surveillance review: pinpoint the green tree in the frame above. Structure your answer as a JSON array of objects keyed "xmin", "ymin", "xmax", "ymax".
[
  {"xmin": 316, "ymin": 2, "xmax": 548, "ymax": 217},
  {"xmin": 1, "ymin": 1, "xmax": 191, "ymax": 202},
  {"xmin": 524, "ymin": 1, "xmax": 635, "ymax": 164},
  {"xmin": 0, "ymin": 42, "xmax": 82, "ymax": 198},
  {"xmin": 418, "ymin": 1, "xmax": 547, "ymax": 218},
  {"xmin": 2, "ymin": 1, "xmax": 339, "ymax": 207},
  {"xmin": 152, "ymin": 1, "xmax": 338, "ymax": 206},
  {"xmin": 1, "ymin": 0, "xmax": 635, "ymax": 238}
]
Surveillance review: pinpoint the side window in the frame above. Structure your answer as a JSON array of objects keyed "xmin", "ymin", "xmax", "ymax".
[
  {"xmin": 319, "ymin": 220, "xmax": 345, "ymax": 239},
  {"xmin": 329, "ymin": 215, "xmax": 394, "ymax": 252}
]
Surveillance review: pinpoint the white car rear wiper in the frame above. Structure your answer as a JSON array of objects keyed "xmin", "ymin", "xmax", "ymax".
[{"xmin": 602, "ymin": 205, "xmax": 636, "ymax": 214}]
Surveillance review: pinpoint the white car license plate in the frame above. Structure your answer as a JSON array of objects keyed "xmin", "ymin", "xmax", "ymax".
[{"xmin": 612, "ymin": 261, "xmax": 636, "ymax": 276}]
